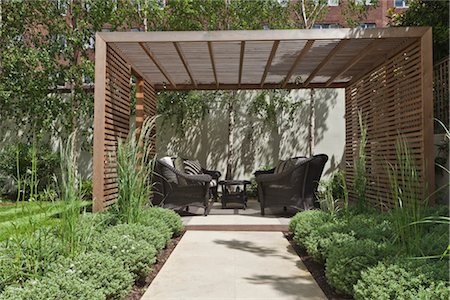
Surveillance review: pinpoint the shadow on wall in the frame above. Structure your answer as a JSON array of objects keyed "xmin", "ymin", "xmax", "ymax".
[{"xmin": 157, "ymin": 88, "xmax": 345, "ymax": 179}]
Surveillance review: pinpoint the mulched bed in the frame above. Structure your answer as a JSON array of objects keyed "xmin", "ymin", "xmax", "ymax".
[
  {"xmin": 125, "ymin": 231, "xmax": 185, "ymax": 300},
  {"xmin": 284, "ymin": 232, "xmax": 353, "ymax": 300}
]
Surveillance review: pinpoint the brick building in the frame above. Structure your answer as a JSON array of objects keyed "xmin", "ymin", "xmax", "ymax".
[{"xmin": 313, "ymin": 0, "xmax": 409, "ymax": 29}]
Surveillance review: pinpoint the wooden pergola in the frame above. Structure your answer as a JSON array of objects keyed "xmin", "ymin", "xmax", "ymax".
[{"xmin": 93, "ymin": 27, "xmax": 434, "ymax": 212}]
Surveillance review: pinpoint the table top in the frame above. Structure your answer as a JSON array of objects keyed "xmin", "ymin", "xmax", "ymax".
[{"xmin": 218, "ymin": 180, "xmax": 251, "ymax": 185}]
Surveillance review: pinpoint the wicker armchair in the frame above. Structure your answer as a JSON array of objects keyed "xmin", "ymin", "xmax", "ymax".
[
  {"xmin": 152, "ymin": 158, "xmax": 220, "ymax": 216},
  {"xmin": 255, "ymin": 154, "xmax": 328, "ymax": 215}
]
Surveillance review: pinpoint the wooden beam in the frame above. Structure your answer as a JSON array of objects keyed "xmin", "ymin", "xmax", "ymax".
[
  {"xmin": 281, "ymin": 40, "xmax": 314, "ymax": 88},
  {"xmin": 260, "ymin": 40, "xmax": 280, "ymax": 87},
  {"xmin": 154, "ymin": 82, "xmax": 347, "ymax": 91},
  {"xmin": 303, "ymin": 39, "xmax": 349, "ymax": 87},
  {"xmin": 173, "ymin": 42, "xmax": 197, "ymax": 88},
  {"xmin": 238, "ymin": 41, "xmax": 245, "ymax": 87},
  {"xmin": 135, "ymin": 77, "xmax": 144, "ymax": 133},
  {"xmin": 139, "ymin": 42, "xmax": 177, "ymax": 88},
  {"xmin": 420, "ymin": 28, "xmax": 434, "ymax": 203},
  {"xmin": 99, "ymin": 27, "xmax": 431, "ymax": 43},
  {"xmin": 93, "ymin": 33, "xmax": 107, "ymax": 212},
  {"xmin": 325, "ymin": 39, "xmax": 379, "ymax": 87},
  {"xmin": 347, "ymin": 38, "xmax": 418, "ymax": 86},
  {"xmin": 207, "ymin": 41, "xmax": 219, "ymax": 88}
]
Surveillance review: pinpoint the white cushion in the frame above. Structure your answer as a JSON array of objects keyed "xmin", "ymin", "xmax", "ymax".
[
  {"xmin": 210, "ymin": 179, "xmax": 217, "ymax": 187},
  {"xmin": 160, "ymin": 156, "xmax": 174, "ymax": 168}
]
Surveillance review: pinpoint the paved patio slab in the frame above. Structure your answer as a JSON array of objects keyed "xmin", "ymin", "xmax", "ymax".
[{"xmin": 141, "ymin": 231, "xmax": 326, "ymax": 300}]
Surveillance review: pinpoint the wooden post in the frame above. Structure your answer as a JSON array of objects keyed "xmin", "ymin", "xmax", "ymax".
[
  {"xmin": 308, "ymin": 89, "xmax": 315, "ymax": 157},
  {"xmin": 93, "ymin": 34, "xmax": 107, "ymax": 212},
  {"xmin": 420, "ymin": 28, "xmax": 435, "ymax": 203},
  {"xmin": 135, "ymin": 77, "xmax": 145, "ymax": 136}
]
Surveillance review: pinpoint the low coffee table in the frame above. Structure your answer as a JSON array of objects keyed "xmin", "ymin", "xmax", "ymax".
[{"xmin": 218, "ymin": 180, "xmax": 251, "ymax": 209}]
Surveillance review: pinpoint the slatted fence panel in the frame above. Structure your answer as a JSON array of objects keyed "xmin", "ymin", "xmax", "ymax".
[
  {"xmin": 345, "ymin": 39, "xmax": 431, "ymax": 209},
  {"xmin": 102, "ymin": 45, "xmax": 131, "ymax": 209},
  {"xmin": 433, "ymin": 57, "xmax": 449, "ymax": 133}
]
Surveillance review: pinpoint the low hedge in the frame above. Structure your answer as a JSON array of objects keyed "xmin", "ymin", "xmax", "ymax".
[
  {"xmin": 325, "ymin": 238, "xmax": 394, "ymax": 295},
  {"xmin": 354, "ymin": 259, "xmax": 449, "ymax": 300},
  {"xmin": 139, "ymin": 207, "xmax": 184, "ymax": 237},
  {"xmin": 105, "ymin": 223, "xmax": 168, "ymax": 251}
]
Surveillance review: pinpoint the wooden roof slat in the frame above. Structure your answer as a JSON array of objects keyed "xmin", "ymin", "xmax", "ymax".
[
  {"xmin": 325, "ymin": 39, "xmax": 379, "ymax": 87},
  {"xmin": 207, "ymin": 41, "xmax": 219, "ymax": 88},
  {"xmin": 139, "ymin": 42, "xmax": 177, "ymax": 88},
  {"xmin": 281, "ymin": 40, "xmax": 314, "ymax": 88},
  {"xmin": 303, "ymin": 39, "xmax": 349, "ymax": 87},
  {"xmin": 238, "ymin": 41, "xmax": 245, "ymax": 87},
  {"xmin": 260, "ymin": 40, "xmax": 280, "ymax": 87},
  {"xmin": 173, "ymin": 42, "xmax": 197, "ymax": 88}
]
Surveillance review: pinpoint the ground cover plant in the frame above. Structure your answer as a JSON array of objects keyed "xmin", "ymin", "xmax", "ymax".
[
  {"xmin": 0, "ymin": 118, "xmax": 184, "ymax": 299},
  {"xmin": 290, "ymin": 132, "xmax": 450, "ymax": 298}
]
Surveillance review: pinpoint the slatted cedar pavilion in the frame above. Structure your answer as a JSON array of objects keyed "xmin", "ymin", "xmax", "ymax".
[{"xmin": 93, "ymin": 27, "xmax": 434, "ymax": 212}]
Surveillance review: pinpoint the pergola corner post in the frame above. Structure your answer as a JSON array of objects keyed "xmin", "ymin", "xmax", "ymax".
[
  {"xmin": 93, "ymin": 34, "xmax": 107, "ymax": 212},
  {"xmin": 420, "ymin": 28, "xmax": 435, "ymax": 203}
]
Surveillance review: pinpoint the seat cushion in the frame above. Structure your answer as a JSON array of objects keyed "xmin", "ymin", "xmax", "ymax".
[
  {"xmin": 159, "ymin": 156, "xmax": 178, "ymax": 184},
  {"xmin": 174, "ymin": 157, "xmax": 187, "ymax": 186},
  {"xmin": 210, "ymin": 179, "xmax": 217, "ymax": 187},
  {"xmin": 184, "ymin": 159, "xmax": 202, "ymax": 175}
]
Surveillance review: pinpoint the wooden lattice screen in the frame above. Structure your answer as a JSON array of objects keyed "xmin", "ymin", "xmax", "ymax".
[
  {"xmin": 344, "ymin": 35, "xmax": 434, "ymax": 209},
  {"xmin": 433, "ymin": 57, "xmax": 449, "ymax": 133},
  {"xmin": 93, "ymin": 40, "xmax": 157, "ymax": 212}
]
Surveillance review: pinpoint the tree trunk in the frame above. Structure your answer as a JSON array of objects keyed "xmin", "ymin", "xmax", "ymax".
[
  {"xmin": 308, "ymin": 89, "xmax": 315, "ymax": 156},
  {"xmin": 225, "ymin": 92, "xmax": 235, "ymax": 180}
]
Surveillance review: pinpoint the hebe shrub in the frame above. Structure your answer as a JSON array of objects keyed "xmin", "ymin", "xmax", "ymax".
[
  {"xmin": 354, "ymin": 259, "xmax": 449, "ymax": 300},
  {"xmin": 325, "ymin": 239, "xmax": 394, "ymax": 296},
  {"xmin": 106, "ymin": 223, "xmax": 167, "ymax": 251},
  {"xmin": 140, "ymin": 207, "xmax": 184, "ymax": 236},
  {"xmin": 89, "ymin": 228, "xmax": 157, "ymax": 278},
  {"xmin": 0, "ymin": 276, "xmax": 103, "ymax": 300},
  {"xmin": 48, "ymin": 252, "xmax": 134, "ymax": 300},
  {"xmin": 291, "ymin": 210, "xmax": 331, "ymax": 246}
]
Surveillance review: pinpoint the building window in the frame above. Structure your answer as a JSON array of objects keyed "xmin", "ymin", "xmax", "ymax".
[
  {"xmin": 328, "ymin": 0, "xmax": 339, "ymax": 6},
  {"xmin": 359, "ymin": 23, "xmax": 376, "ymax": 29},
  {"xmin": 394, "ymin": 0, "xmax": 409, "ymax": 8},
  {"xmin": 313, "ymin": 23, "xmax": 340, "ymax": 29}
]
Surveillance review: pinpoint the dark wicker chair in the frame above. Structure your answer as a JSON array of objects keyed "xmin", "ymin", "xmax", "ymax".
[
  {"xmin": 255, "ymin": 154, "xmax": 328, "ymax": 215},
  {"xmin": 152, "ymin": 158, "xmax": 220, "ymax": 216}
]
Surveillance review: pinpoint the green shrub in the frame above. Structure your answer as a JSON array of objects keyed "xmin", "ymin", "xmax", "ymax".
[
  {"xmin": 0, "ymin": 275, "xmax": 103, "ymax": 300},
  {"xmin": 290, "ymin": 210, "xmax": 331, "ymax": 243},
  {"xmin": 344, "ymin": 213, "xmax": 393, "ymax": 242},
  {"xmin": 354, "ymin": 259, "xmax": 449, "ymax": 300},
  {"xmin": 106, "ymin": 223, "xmax": 168, "ymax": 251},
  {"xmin": 89, "ymin": 227, "xmax": 157, "ymax": 278},
  {"xmin": 304, "ymin": 228, "xmax": 356, "ymax": 262},
  {"xmin": 48, "ymin": 252, "xmax": 133, "ymax": 300},
  {"xmin": 140, "ymin": 207, "xmax": 184, "ymax": 237},
  {"xmin": 78, "ymin": 212, "xmax": 117, "ymax": 232},
  {"xmin": 325, "ymin": 239, "xmax": 394, "ymax": 296}
]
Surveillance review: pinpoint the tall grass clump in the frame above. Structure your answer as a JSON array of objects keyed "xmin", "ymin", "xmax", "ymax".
[
  {"xmin": 58, "ymin": 132, "xmax": 85, "ymax": 256},
  {"xmin": 354, "ymin": 111, "xmax": 368, "ymax": 210},
  {"xmin": 115, "ymin": 117, "xmax": 156, "ymax": 224},
  {"xmin": 388, "ymin": 135, "xmax": 423, "ymax": 254}
]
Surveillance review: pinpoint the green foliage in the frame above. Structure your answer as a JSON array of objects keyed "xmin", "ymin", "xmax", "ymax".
[
  {"xmin": 354, "ymin": 259, "xmax": 449, "ymax": 300},
  {"xmin": 354, "ymin": 112, "xmax": 368, "ymax": 210},
  {"xmin": 89, "ymin": 227, "xmax": 157, "ymax": 278},
  {"xmin": 325, "ymin": 239, "xmax": 394, "ymax": 296},
  {"xmin": 48, "ymin": 252, "xmax": 134, "ymax": 300},
  {"xmin": 388, "ymin": 136, "xmax": 423, "ymax": 254},
  {"xmin": 0, "ymin": 274, "xmax": 104, "ymax": 300},
  {"xmin": 388, "ymin": 0, "xmax": 449, "ymax": 61},
  {"xmin": 139, "ymin": 207, "xmax": 184, "ymax": 237},
  {"xmin": 80, "ymin": 179, "xmax": 93, "ymax": 201},
  {"xmin": 114, "ymin": 118, "xmax": 155, "ymax": 224},
  {"xmin": 106, "ymin": 223, "xmax": 168, "ymax": 251},
  {"xmin": 290, "ymin": 210, "xmax": 331, "ymax": 244},
  {"xmin": 0, "ymin": 142, "xmax": 59, "ymax": 197}
]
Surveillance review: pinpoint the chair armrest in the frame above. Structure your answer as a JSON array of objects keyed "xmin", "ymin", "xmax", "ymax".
[
  {"xmin": 202, "ymin": 169, "xmax": 221, "ymax": 180},
  {"xmin": 254, "ymin": 169, "xmax": 275, "ymax": 177}
]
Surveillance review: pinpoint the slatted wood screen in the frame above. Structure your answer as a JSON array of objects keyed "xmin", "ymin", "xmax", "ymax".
[
  {"xmin": 433, "ymin": 57, "xmax": 449, "ymax": 133},
  {"xmin": 344, "ymin": 37, "xmax": 434, "ymax": 209},
  {"xmin": 94, "ymin": 42, "xmax": 157, "ymax": 211}
]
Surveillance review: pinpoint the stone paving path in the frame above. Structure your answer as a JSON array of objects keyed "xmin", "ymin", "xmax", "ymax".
[{"xmin": 141, "ymin": 230, "xmax": 326, "ymax": 300}]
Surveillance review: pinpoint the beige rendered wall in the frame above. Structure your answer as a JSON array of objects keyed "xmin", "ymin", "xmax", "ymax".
[{"xmin": 156, "ymin": 88, "xmax": 346, "ymax": 180}]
